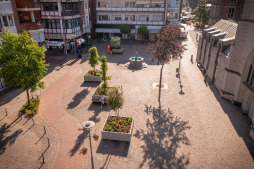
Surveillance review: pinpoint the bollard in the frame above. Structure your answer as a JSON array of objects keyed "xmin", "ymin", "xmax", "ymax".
[
  {"xmin": 48, "ymin": 137, "xmax": 50, "ymax": 147},
  {"xmin": 5, "ymin": 108, "xmax": 8, "ymax": 116},
  {"xmin": 43, "ymin": 125, "xmax": 46, "ymax": 134},
  {"xmin": 42, "ymin": 153, "xmax": 44, "ymax": 164}
]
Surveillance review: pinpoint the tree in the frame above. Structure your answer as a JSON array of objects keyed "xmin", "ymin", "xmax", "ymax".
[
  {"xmin": 184, "ymin": 0, "xmax": 191, "ymax": 11},
  {"xmin": 110, "ymin": 36, "xmax": 121, "ymax": 49},
  {"xmin": 0, "ymin": 30, "xmax": 48, "ymax": 105},
  {"xmin": 119, "ymin": 25, "xmax": 131, "ymax": 34},
  {"xmin": 193, "ymin": 0, "xmax": 209, "ymax": 24},
  {"xmin": 138, "ymin": 25, "xmax": 149, "ymax": 40},
  {"xmin": 107, "ymin": 86, "xmax": 124, "ymax": 116},
  {"xmin": 100, "ymin": 55, "xmax": 108, "ymax": 93},
  {"xmin": 88, "ymin": 47, "xmax": 100, "ymax": 75},
  {"xmin": 147, "ymin": 25, "xmax": 186, "ymax": 99}
]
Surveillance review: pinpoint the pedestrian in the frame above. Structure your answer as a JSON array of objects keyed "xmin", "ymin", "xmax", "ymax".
[
  {"xmin": 108, "ymin": 45, "xmax": 110, "ymax": 53},
  {"xmin": 100, "ymin": 94, "xmax": 106, "ymax": 108}
]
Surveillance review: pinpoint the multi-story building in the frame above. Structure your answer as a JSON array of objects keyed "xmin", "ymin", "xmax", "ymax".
[
  {"xmin": 93, "ymin": 0, "xmax": 182, "ymax": 41},
  {"xmin": 11, "ymin": 0, "xmax": 45, "ymax": 43},
  {"xmin": 39, "ymin": 0, "xmax": 91, "ymax": 53},
  {"xmin": 0, "ymin": 0, "xmax": 17, "ymax": 36},
  {"xmin": 0, "ymin": 0, "xmax": 17, "ymax": 94},
  {"xmin": 196, "ymin": 0, "xmax": 254, "ymax": 140},
  {"xmin": 208, "ymin": 0, "xmax": 245, "ymax": 26}
]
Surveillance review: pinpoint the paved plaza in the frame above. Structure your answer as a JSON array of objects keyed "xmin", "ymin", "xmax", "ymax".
[{"xmin": 0, "ymin": 26, "xmax": 254, "ymax": 169}]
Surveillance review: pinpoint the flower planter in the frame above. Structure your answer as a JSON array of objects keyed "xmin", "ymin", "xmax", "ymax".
[
  {"xmin": 84, "ymin": 75, "xmax": 102, "ymax": 82},
  {"xmin": 112, "ymin": 47, "xmax": 125, "ymax": 54},
  {"xmin": 101, "ymin": 115, "xmax": 134, "ymax": 142}
]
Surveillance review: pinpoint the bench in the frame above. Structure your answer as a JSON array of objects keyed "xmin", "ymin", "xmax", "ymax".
[{"xmin": 91, "ymin": 98, "xmax": 107, "ymax": 103}]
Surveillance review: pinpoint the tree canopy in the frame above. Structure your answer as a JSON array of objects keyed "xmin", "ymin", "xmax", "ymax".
[
  {"xmin": 0, "ymin": 30, "xmax": 48, "ymax": 104},
  {"xmin": 119, "ymin": 25, "xmax": 131, "ymax": 34},
  {"xmin": 107, "ymin": 86, "xmax": 124, "ymax": 116},
  {"xmin": 110, "ymin": 36, "xmax": 121, "ymax": 48},
  {"xmin": 138, "ymin": 25, "xmax": 149, "ymax": 40},
  {"xmin": 88, "ymin": 47, "xmax": 100, "ymax": 74},
  {"xmin": 193, "ymin": 0, "xmax": 209, "ymax": 24}
]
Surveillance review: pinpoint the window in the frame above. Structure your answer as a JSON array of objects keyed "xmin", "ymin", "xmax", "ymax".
[
  {"xmin": 2, "ymin": 16, "xmax": 8, "ymax": 26},
  {"xmin": 125, "ymin": 15, "xmax": 135, "ymax": 21},
  {"xmin": 97, "ymin": 1, "xmax": 107, "ymax": 7},
  {"xmin": 42, "ymin": 3, "xmax": 58, "ymax": 11},
  {"xmin": 98, "ymin": 15, "xmax": 108, "ymax": 21},
  {"xmin": 98, "ymin": 1, "xmax": 100, "ymax": 7},
  {"xmin": 42, "ymin": 19, "xmax": 61, "ymax": 29},
  {"xmin": 125, "ymin": 2, "xmax": 135, "ymax": 7},
  {"xmin": 146, "ymin": 17, "xmax": 149, "ymax": 22},
  {"xmin": 175, "ymin": 13, "xmax": 178, "ymax": 19},
  {"xmin": 115, "ymin": 16, "xmax": 121, "ymax": 21},
  {"xmin": 8, "ymin": 15, "xmax": 13, "ymax": 26},
  {"xmin": 228, "ymin": 8, "xmax": 235, "ymax": 18}
]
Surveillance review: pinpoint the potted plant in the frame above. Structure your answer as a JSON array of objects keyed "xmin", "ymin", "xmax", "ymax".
[
  {"xmin": 79, "ymin": 147, "xmax": 88, "ymax": 155},
  {"xmin": 101, "ymin": 87, "xmax": 134, "ymax": 142},
  {"xmin": 93, "ymin": 134, "xmax": 99, "ymax": 141},
  {"xmin": 84, "ymin": 47, "xmax": 102, "ymax": 82},
  {"xmin": 110, "ymin": 36, "xmax": 125, "ymax": 54}
]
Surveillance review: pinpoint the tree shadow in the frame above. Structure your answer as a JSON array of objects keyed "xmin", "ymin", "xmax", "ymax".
[
  {"xmin": 69, "ymin": 128, "xmax": 88, "ymax": 156},
  {"xmin": 67, "ymin": 89, "xmax": 90, "ymax": 109},
  {"xmin": 0, "ymin": 87, "xmax": 23, "ymax": 106},
  {"xmin": 176, "ymin": 70, "xmax": 185, "ymax": 95},
  {"xmin": 96, "ymin": 139, "xmax": 130, "ymax": 157},
  {"xmin": 87, "ymin": 103, "xmax": 110, "ymax": 123},
  {"xmin": 0, "ymin": 123, "xmax": 23, "ymax": 155},
  {"xmin": 134, "ymin": 105, "xmax": 191, "ymax": 169}
]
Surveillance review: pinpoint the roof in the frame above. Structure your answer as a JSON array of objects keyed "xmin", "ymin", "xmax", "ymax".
[{"xmin": 211, "ymin": 19, "xmax": 238, "ymax": 38}]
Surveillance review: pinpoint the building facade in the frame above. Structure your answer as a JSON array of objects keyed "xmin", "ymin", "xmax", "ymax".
[
  {"xmin": 0, "ymin": 0, "xmax": 17, "ymax": 36},
  {"xmin": 197, "ymin": 0, "xmax": 254, "ymax": 140},
  {"xmin": 93, "ymin": 0, "xmax": 182, "ymax": 41},
  {"xmin": 11, "ymin": 0, "xmax": 45, "ymax": 43},
  {"xmin": 208, "ymin": 0, "xmax": 245, "ymax": 26},
  {"xmin": 39, "ymin": 0, "xmax": 91, "ymax": 52}
]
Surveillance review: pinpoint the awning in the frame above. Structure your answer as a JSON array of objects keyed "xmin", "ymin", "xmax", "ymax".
[
  {"xmin": 150, "ymin": 29, "xmax": 161, "ymax": 33},
  {"xmin": 47, "ymin": 41, "xmax": 64, "ymax": 47},
  {"xmin": 96, "ymin": 28, "xmax": 136, "ymax": 34},
  {"xmin": 136, "ymin": 0, "xmax": 150, "ymax": 5}
]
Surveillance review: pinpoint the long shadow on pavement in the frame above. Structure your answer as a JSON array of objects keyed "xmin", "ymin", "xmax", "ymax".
[
  {"xmin": 69, "ymin": 128, "xmax": 88, "ymax": 156},
  {"xmin": 208, "ymin": 84, "xmax": 254, "ymax": 159},
  {"xmin": 88, "ymin": 103, "xmax": 110, "ymax": 123},
  {"xmin": 134, "ymin": 105, "xmax": 191, "ymax": 169},
  {"xmin": 67, "ymin": 89, "xmax": 90, "ymax": 109}
]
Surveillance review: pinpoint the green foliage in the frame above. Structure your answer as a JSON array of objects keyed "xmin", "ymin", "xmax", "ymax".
[
  {"xmin": 0, "ymin": 30, "xmax": 48, "ymax": 104},
  {"xmin": 100, "ymin": 55, "xmax": 108, "ymax": 92},
  {"xmin": 110, "ymin": 36, "xmax": 121, "ymax": 48},
  {"xmin": 107, "ymin": 86, "xmax": 124, "ymax": 113},
  {"xmin": 184, "ymin": 0, "xmax": 191, "ymax": 11},
  {"xmin": 88, "ymin": 47, "xmax": 100, "ymax": 74},
  {"xmin": 20, "ymin": 98, "xmax": 40, "ymax": 116},
  {"xmin": 94, "ymin": 86, "xmax": 113, "ymax": 95},
  {"xmin": 104, "ymin": 116, "xmax": 132, "ymax": 133},
  {"xmin": 138, "ymin": 25, "xmax": 149, "ymax": 40},
  {"xmin": 85, "ymin": 69, "xmax": 102, "ymax": 76},
  {"xmin": 119, "ymin": 25, "xmax": 131, "ymax": 34},
  {"xmin": 193, "ymin": 0, "xmax": 209, "ymax": 24}
]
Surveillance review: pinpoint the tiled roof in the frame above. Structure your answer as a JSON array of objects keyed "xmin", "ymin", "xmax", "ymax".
[{"xmin": 212, "ymin": 19, "xmax": 238, "ymax": 38}]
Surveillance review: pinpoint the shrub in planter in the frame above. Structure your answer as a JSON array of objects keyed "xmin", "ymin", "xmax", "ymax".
[
  {"xmin": 88, "ymin": 47, "xmax": 100, "ymax": 75},
  {"xmin": 93, "ymin": 134, "xmax": 99, "ymax": 141},
  {"xmin": 20, "ymin": 98, "xmax": 40, "ymax": 116},
  {"xmin": 110, "ymin": 36, "xmax": 121, "ymax": 49},
  {"xmin": 85, "ymin": 69, "xmax": 102, "ymax": 76}
]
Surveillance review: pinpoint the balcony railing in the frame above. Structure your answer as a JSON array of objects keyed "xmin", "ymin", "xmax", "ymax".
[
  {"xmin": 61, "ymin": 10, "xmax": 80, "ymax": 16},
  {"xmin": 97, "ymin": 20, "xmax": 164, "ymax": 25},
  {"xmin": 20, "ymin": 22, "xmax": 43, "ymax": 31},
  {"xmin": 96, "ymin": 7, "xmax": 164, "ymax": 12}
]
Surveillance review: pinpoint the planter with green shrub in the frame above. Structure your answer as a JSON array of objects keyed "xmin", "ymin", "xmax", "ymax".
[
  {"xmin": 84, "ymin": 47, "xmax": 102, "ymax": 82},
  {"xmin": 20, "ymin": 98, "xmax": 40, "ymax": 116},
  {"xmin": 110, "ymin": 36, "xmax": 125, "ymax": 54}
]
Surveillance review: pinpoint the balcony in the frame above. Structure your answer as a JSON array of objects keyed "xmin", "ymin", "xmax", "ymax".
[
  {"xmin": 61, "ymin": 10, "xmax": 80, "ymax": 16},
  {"xmin": 96, "ymin": 7, "xmax": 164, "ymax": 12},
  {"xmin": 20, "ymin": 22, "xmax": 43, "ymax": 31},
  {"xmin": 97, "ymin": 20, "xmax": 164, "ymax": 25}
]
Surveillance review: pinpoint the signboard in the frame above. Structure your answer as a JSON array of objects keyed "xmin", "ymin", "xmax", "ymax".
[{"xmin": 47, "ymin": 41, "xmax": 64, "ymax": 47}]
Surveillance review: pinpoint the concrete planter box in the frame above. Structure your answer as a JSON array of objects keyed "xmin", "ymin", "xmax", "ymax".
[
  {"xmin": 112, "ymin": 47, "xmax": 125, "ymax": 54},
  {"xmin": 101, "ymin": 115, "xmax": 134, "ymax": 142},
  {"xmin": 84, "ymin": 75, "xmax": 101, "ymax": 82}
]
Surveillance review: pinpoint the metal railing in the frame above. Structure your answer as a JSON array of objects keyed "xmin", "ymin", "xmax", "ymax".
[
  {"xmin": 96, "ymin": 7, "xmax": 164, "ymax": 12},
  {"xmin": 97, "ymin": 20, "xmax": 164, "ymax": 25},
  {"xmin": 61, "ymin": 10, "xmax": 80, "ymax": 16}
]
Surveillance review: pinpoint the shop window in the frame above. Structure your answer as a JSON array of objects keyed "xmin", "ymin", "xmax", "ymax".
[
  {"xmin": 2, "ymin": 16, "xmax": 8, "ymax": 26},
  {"xmin": 228, "ymin": 8, "xmax": 235, "ymax": 18}
]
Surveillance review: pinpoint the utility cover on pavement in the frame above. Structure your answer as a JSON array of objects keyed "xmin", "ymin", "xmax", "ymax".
[{"xmin": 152, "ymin": 83, "xmax": 168, "ymax": 89}]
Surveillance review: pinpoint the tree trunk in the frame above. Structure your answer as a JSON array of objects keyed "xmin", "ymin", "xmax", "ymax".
[
  {"xmin": 26, "ymin": 90, "xmax": 30, "ymax": 105},
  {"xmin": 94, "ymin": 66, "xmax": 96, "ymax": 75},
  {"xmin": 158, "ymin": 63, "xmax": 164, "ymax": 107}
]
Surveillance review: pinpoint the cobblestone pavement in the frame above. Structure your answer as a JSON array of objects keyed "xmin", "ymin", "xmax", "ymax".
[{"xmin": 1, "ymin": 25, "xmax": 254, "ymax": 169}]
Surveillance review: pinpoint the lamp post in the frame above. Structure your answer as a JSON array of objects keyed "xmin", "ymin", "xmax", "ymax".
[{"xmin": 72, "ymin": 34, "xmax": 77, "ymax": 55}]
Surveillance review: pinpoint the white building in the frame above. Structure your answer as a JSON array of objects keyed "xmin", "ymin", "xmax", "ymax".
[
  {"xmin": 0, "ymin": 0, "xmax": 17, "ymax": 39},
  {"xmin": 94, "ymin": 0, "xmax": 182, "ymax": 41}
]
